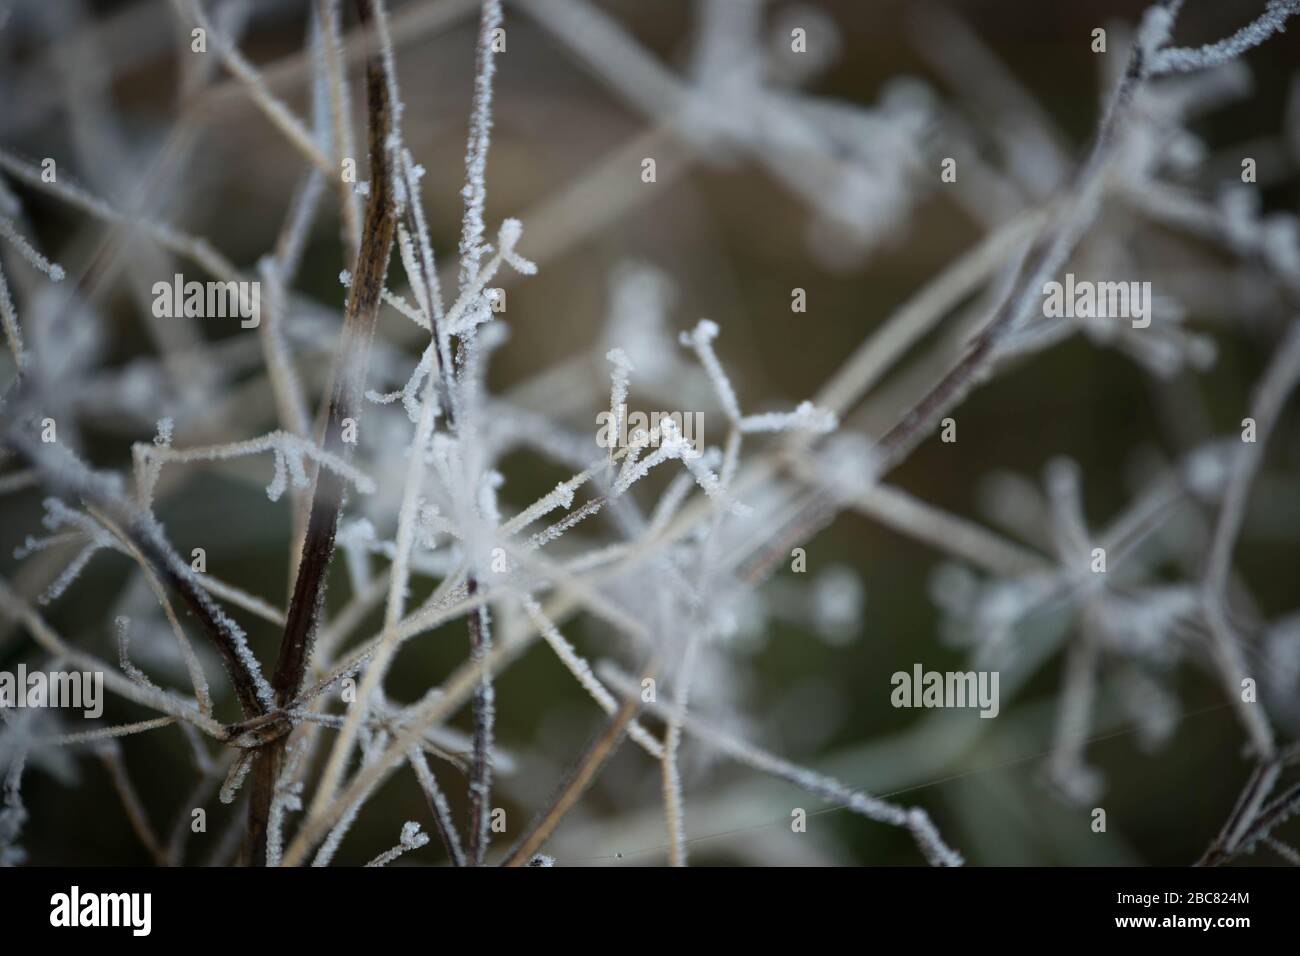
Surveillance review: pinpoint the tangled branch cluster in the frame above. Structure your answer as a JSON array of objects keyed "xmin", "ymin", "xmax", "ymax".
[{"xmin": 1, "ymin": 0, "xmax": 1299, "ymax": 867}]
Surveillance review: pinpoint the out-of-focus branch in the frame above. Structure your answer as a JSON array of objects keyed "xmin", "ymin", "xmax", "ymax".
[{"xmin": 501, "ymin": 684, "xmax": 647, "ymax": 867}]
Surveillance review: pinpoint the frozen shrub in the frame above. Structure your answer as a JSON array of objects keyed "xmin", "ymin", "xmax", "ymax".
[{"xmin": 0, "ymin": 0, "xmax": 1299, "ymax": 869}]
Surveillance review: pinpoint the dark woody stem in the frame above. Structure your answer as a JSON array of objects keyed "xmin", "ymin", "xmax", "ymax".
[{"xmin": 244, "ymin": 0, "xmax": 398, "ymax": 866}]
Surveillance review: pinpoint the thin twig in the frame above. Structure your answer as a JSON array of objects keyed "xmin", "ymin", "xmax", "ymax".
[
  {"xmin": 502, "ymin": 680, "xmax": 649, "ymax": 867},
  {"xmin": 3, "ymin": 431, "xmax": 271, "ymax": 720},
  {"xmin": 98, "ymin": 743, "xmax": 169, "ymax": 866}
]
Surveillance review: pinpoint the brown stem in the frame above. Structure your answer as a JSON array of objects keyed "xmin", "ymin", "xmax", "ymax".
[
  {"xmin": 409, "ymin": 747, "xmax": 467, "ymax": 867},
  {"xmin": 466, "ymin": 580, "xmax": 492, "ymax": 864},
  {"xmin": 736, "ymin": 9, "xmax": 1174, "ymax": 589},
  {"xmin": 1196, "ymin": 763, "xmax": 1297, "ymax": 867},
  {"xmin": 3, "ymin": 428, "xmax": 269, "ymax": 720},
  {"xmin": 244, "ymin": 0, "xmax": 398, "ymax": 865},
  {"xmin": 502, "ymin": 665, "xmax": 655, "ymax": 867},
  {"xmin": 872, "ymin": 8, "xmax": 1161, "ymax": 470},
  {"xmin": 98, "ymin": 743, "xmax": 169, "ymax": 867},
  {"xmin": 272, "ymin": 55, "xmax": 395, "ymax": 707}
]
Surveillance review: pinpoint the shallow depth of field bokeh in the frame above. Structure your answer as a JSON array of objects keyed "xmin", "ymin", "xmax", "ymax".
[{"xmin": 2, "ymin": 0, "xmax": 1299, "ymax": 865}]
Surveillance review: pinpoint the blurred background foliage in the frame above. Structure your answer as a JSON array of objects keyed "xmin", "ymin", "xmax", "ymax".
[{"xmin": 1, "ymin": 0, "xmax": 1298, "ymax": 865}]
